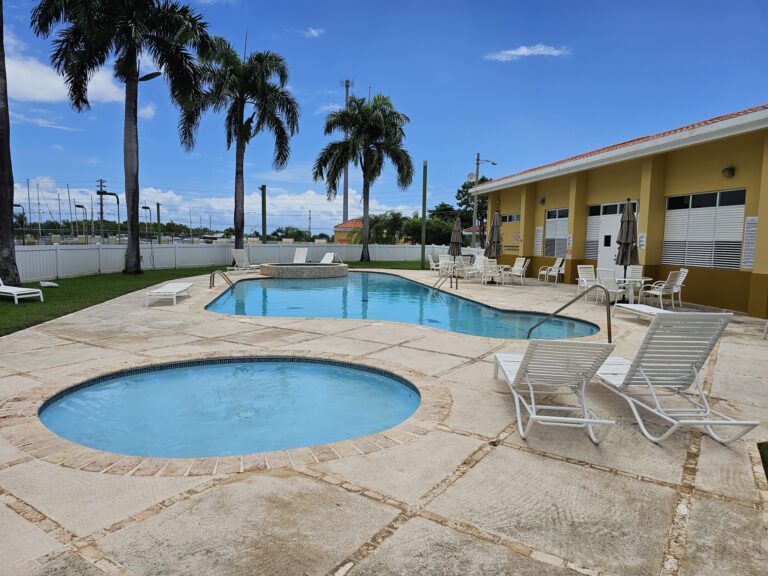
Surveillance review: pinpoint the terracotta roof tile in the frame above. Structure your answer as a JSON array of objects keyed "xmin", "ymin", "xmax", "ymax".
[{"xmin": 334, "ymin": 218, "xmax": 363, "ymax": 230}]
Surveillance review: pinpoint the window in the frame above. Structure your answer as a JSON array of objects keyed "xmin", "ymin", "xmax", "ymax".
[
  {"xmin": 501, "ymin": 213, "xmax": 520, "ymax": 223},
  {"xmin": 662, "ymin": 189, "xmax": 746, "ymax": 269},
  {"xmin": 588, "ymin": 205, "xmax": 601, "ymax": 217},
  {"xmin": 602, "ymin": 204, "xmax": 618, "ymax": 215},
  {"xmin": 544, "ymin": 208, "xmax": 569, "ymax": 258}
]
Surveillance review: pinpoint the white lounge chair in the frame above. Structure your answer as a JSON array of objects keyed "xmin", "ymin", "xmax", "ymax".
[
  {"xmin": 227, "ymin": 248, "xmax": 260, "ymax": 274},
  {"xmin": 639, "ymin": 271, "xmax": 680, "ymax": 309},
  {"xmin": 292, "ymin": 247, "xmax": 308, "ymax": 263},
  {"xmin": 145, "ymin": 282, "xmax": 193, "ymax": 307},
  {"xmin": 538, "ymin": 257, "xmax": 564, "ymax": 284},
  {"xmin": 0, "ymin": 278, "xmax": 44, "ymax": 304},
  {"xmin": 495, "ymin": 340, "xmax": 616, "ymax": 444},
  {"xmin": 319, "ymin": 252, "xmax": 336, "ymax": 264},
  {"xmin": 426, "ymin": 254, "xmax": 440, "ymax": 275},
  {"xmin": 576, "ymin": 265, "xmax": 597, "ymax": 297},
  {"xmin": 502, "ymin": 257, "xmax": 528, "ymax": 286},
  {"xmin": 594, "ymin": 312, "xmax": 758, "ymax": 444},
  {"xmin": 614, "ymin": 303, "xmax": 663, "ymax": 320}
]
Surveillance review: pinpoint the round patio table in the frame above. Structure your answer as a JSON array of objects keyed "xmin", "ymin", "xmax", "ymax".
[{"xmin": 616, "ymin": 276, "xmax": 653, "ymax": 304}]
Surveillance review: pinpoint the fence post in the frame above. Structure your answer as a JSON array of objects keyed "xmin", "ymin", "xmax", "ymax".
[
  {"xmin": 174, "ymin": 244, "xmax": 178, "ymax": 269},
  {"xmin": 55, "ymin": 244, "xmax": 60, "ymax": 279},
  {"xmin": 97, "ymin": 242, "xmax": 102, "ymax": 274}
]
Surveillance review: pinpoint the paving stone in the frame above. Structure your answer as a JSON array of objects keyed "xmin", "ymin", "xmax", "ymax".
[
  {"xmin": 313, "ymin": 431, "xmax": 483, "ymax": 503},
  {"xmin": 278, "ymin": 334, "xmax": 389, "ymax": 356},
  {"xmin": 403, "ymin": 331, "xmax": 500, "ymax": 359},
  {"xmin": 442, "ymin": 384, "xmax": 515, "ymax": 437},
  {"xmin": 337, "ymin": 322, "xmax": 430, "ymax": 345},
  {"xmin": 24, "ymin": 551, "xmax": 104, "ymax": 576},
  {"xmin": 0, "ymin": 459, "xmax": 207, "ymax": 536},
  {"xmin": 0, "ymin": 435, "xmax": 27, "ymax": 465},
  {"xmin": 695, "ymin": 437, "xmax": 758, "ymax": 500},
  {"xmin": 0, "ymin": 374, "xmax": 44, "ymax": 404},
  {"xmin": 0, "ymin": 505, "xmax": 63, "ymax": 572},
  {"xmin": 428, "ymin": 446, "xmax": 676, "ymax": 576},
  {"xmin": 680, "ymin": 496, "xmax": 768, "ymax": 576},
  {"xmin": 367, "ymin": 346, "xmax": 467, "ymax": 376},
  {"xmin": 98, "ymin": 471, "xmax": 398, "ymax": 576},
  {"xmin": 354, "ymin": 516, "xmax": 568, "ymax": 575}
]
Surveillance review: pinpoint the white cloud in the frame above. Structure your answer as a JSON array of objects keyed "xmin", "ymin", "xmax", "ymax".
[
  {"xmin": 9, "ymin": 111, "xmax": 81, "ymax": 131},
  {"xmin": 52, "ymin": 144, "xmax": 63, "ymax": 151},
  {"xmin": 301, "ymin": 27, "xmax": 325, "ymax": 38},
  {"xmin": 138, "ymin": 102, "xmax": 157, "ymax": 120},
  {"xmin": 484, "ymin": 44, "xmax": 570, "ymax": 62},
  {"xmin": 314, "ymin": 102, "xmax": 341, "ymax": 115},
  {"xmin": 4, "ymin": 27, "xmax": 122, "ymax": 104}
]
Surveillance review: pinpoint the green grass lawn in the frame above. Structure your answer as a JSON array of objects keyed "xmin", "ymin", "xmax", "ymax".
[{"xmin": 0, "ymin": 266, "xmax": 221, "ymax": 337}]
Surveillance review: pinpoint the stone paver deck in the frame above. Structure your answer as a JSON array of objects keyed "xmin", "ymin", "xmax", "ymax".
[{"xmin": 0, "ymin": 268, "xmax": 766, "ymax": 575}]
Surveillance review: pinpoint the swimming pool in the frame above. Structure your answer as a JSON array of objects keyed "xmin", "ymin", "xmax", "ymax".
[
  {"xmin": 206, "ymin": 272, "xmax": 598, "ymax": 340},
  {"xmin": 39, "ymin": 359, "xmax": 420, "ymax": 458}
]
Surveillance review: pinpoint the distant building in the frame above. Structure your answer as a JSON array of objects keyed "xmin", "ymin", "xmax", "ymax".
[
  {"xmin": 471, "ymin": 104, "xmax": 768, "ymax": 317},
  {"xmin": 333, "ymin": 218, "xmax": 363, "ymax": 244}
]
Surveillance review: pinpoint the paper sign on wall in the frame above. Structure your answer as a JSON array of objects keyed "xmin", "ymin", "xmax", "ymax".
[
  {"xmin": 534, "ymin": 226, "xmax": 543, "ymax": 256},
  {"xmin": 638, "ymin": 233, "xmax": 647, "ymax": 250}
]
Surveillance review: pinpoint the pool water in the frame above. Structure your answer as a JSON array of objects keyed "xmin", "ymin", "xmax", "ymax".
[
  {"xmin": 206, "ymin": 272, "xmax": 598, "ymax": 340},
  {"xmin": 39, "ymin": 359, "xmax": 420, "ymax": 458}
]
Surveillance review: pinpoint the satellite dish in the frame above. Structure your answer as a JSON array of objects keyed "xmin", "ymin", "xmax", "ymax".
[{"xmin": 467, "ymin": 173, "xmax": 476, "ymax": 183}]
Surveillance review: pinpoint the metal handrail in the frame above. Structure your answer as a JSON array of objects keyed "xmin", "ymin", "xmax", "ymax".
[
  {"xmin": 526, "ymin": 284, "xmax": 612, "ymax": 342},
  {"xmin": 209, "ymin": 270, "xmax": 234, "ymax": 290}
]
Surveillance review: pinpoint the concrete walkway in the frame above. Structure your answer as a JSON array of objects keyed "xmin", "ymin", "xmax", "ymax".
[{"xmin": 0, "ymin": 269, "xmax": 766, "ymax": 575}]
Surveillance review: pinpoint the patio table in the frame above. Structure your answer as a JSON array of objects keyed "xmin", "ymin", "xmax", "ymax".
[{"xmin": 615, "ymin": 276, "xmax": 652, "ymax": 304}]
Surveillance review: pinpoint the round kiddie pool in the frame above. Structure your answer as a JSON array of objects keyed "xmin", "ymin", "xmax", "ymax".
[{"xmin": 39, "ymin": 358, "xmax": 420, "ymax": 458}]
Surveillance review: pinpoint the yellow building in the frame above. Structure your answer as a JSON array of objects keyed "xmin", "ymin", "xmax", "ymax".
[
  {"xmin": 472, "ymin": 104, "xmax": 768, "ymax": 318},
  {"xmin": 333, "ymin": 218, "xmax": 363, "ymax": 244}
]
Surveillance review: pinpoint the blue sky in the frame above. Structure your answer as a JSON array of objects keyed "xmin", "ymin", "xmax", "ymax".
[{"xmin": 5, "ymin": 0, "xmax": 768, "ymax": 235}]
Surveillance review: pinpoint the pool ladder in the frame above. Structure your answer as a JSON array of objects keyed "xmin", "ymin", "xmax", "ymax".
[
  {"xmin": 526, "ymin": 284, "xmax": 613, "ymax": 343},
  {"xmin": 433, "ymin": 268, "xmax": 457, "ymax": 290},
  {"xmin": 209, "ymin": 270, "xmax": 234, "ymax": 290}
]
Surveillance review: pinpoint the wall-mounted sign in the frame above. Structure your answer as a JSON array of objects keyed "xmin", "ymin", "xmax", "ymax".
[
  {"xmin": 743, "ymin": 216, "xmax": 757, "ymax": 269},
  {"xmin": 638, "ymin": 233, "xmax": 647, "ymax": 250},
  {"xmin": 534, "ymin": 226, "xmax": 543, "ymax": 256}
]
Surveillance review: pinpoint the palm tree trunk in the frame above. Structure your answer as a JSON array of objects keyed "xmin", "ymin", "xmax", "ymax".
[
  {"xmin": 360, "ymin": 179, "xmax": 370, "ymax": 262},
  {"xmin": 233, "ymin": 134, "xmax": 245, "ymax": 249},
  {"xmin": 122, "ymin": 74, "xmax": 142, "ymax": 274},
  {"xmin": 0, "ymin": 2, "xmax": 20, "ymax": 285}
]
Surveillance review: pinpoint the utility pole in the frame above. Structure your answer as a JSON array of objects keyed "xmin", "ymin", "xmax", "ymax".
[
  {"xmin": 189, "ymin": 209, "xmax": 193, "ymax": 238},
  {"xmin": 308, "ymin": 210, "xmax": 312, "ymax": 237},
  {"xmin": 421, "ymin": 160, "xmax": 427, "ymax": 269},
  {"xmin": 26, "ymin": 180, "xmax": 32, "ymax": 243},
  {"xmin": 209, "ymin": 214, "xmax": 212, "ymax": 232},
  {"xmin": 56, "ymin": 192, "xmax": 63, "ymax": 236},
  {"xmin": 156, "ymin": 202, "xmax": 161, "ymax": 243},
  {"xmin": 340, "ymin": 79, "xmax": 353, "ymax": 222},
  {"xmin": 472, "ymin": 153, "xmax": 480, "ymax": 248},
  {"xmin": 35, "ymin": 183, "xmax": 42, "ymax": 239},
  {"xmin": 97, "ymin": 178, "xmax": 105, "ymax": 241},
  {"xmin": 260, "ymin": 184, "xmax": 267, "ymax": 243},
  {"xmin": 67, "ymin": 185, "xmax": 76, "ymax": 237},
  {"xmin": 90, "ymin": 196, "xmax": 95, "ymax": 240}
]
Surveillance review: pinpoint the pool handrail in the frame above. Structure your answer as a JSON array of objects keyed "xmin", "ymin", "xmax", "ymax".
[
  {"xmin": 209, "ymin": 270, "xmax": 234, "ymax": 290},
  {"xmin": 526, "ymin": 284, "xmax": 612, "ymax": 343}
]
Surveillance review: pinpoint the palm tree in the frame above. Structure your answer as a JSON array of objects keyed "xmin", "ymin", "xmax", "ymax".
[
  {"xmin": 313, "ymin": 94, "xmax": 414, "ymax": 261},
  {"xmin": 31, "ymin": 0, "xmax": 211, "ymax": 274},
  {"xmin": 180, "ymin": 37, "xmax": 299, "ymax": 249},
  {"xmin": 0, "ymin": 0, "xmax": 20, "ymax": 284}
]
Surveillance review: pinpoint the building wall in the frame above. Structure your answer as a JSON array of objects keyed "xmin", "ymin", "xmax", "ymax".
[
  {"xmin": 484, "ymin": 128, "xmax": 768, "ymax": 317},
  {"xmin": 333, "ymin": 229, "xmax": 359, "ymax": 244}
]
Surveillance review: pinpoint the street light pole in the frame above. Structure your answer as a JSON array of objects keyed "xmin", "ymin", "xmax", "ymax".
[{"xmin": 471, "ymin": 153, "xmax": 497, "ymax": 248}]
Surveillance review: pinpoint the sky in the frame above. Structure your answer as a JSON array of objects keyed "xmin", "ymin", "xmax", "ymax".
[{"xmin": 4, "ymin": 0, "xmax": 768, "ymax": 236}]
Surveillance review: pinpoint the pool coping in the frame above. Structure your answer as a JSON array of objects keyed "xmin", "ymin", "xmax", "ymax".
[
  {"xmin": 202, "ymin": 269, "xmax": 602, "ymax": 339},
  {"xmin": 0, "ymin": 350, "xmax": 451, "ymax": 477}
]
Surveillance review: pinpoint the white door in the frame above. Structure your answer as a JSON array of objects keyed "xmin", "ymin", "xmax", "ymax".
[{"xmin": 596, "ymin": 201, "xmax": 638, "ymax": 276}]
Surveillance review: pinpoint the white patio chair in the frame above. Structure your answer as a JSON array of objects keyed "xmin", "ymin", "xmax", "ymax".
[
  {"xmin": 495, "ymin": 340, "xmax": 616, "ymax": 444},
  {"xmin": 596, "ymin": 268, "xmax": 627, "ymax": 314},
  {"xmin": 292, "ymin": 247, "xmax": 309, "ymax": 263},
  {"xmin": 227, "ymin": 248, "xmax": 260, "ymax": 274},
  {"xmin": 576, "ymin": 265, "xmax": 597, "ymax": 297},
  {"xmin": 672, "ymin": 268, "xmax": 688, "ymax": 308},
  {"xmin": 0, "ymin": 278, "xmax": 44, "ymax": 304},
  {"xmin": 426, "ymin": 254, "xmax": 440, "ymax": 275},
  {"xmin": 594, "ymin": 312, "xmax": 758, "ymax": 444},
  {"xmin": 464, "ymin": 255, "xmax": 485, "ymax": 281},
  {"xmin": 480, "ymin": 259, "xmax": 502, "ymax": 284},
  {"xmin": 538, "ymin": 257, "xmax": 564, "ymax": 284},
  {"xmin": 438, "ymin": 254, "xmax": 454, "ymax": 275},
  {"xmin": 319, "ymin": 252, "xmax": 336, "ymax": 264},
  {"xmin": 455, "ymin": 255, "xmax": 473, "ymax": 278},
  {"xmin": 501, "ymin": 257, "xmax": 528, "ymax": 286},
  {"xmin": 639, "ymin": 271, "xmax": 680, "ymax": 309}
]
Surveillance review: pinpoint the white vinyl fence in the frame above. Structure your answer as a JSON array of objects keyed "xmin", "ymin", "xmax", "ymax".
[{"xmin": 14, "ymin": 243, "xmax": 452, "ymax": 283}]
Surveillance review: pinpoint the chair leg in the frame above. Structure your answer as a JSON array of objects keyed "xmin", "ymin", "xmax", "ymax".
[{"xmin": 703, "ymin": 423, "xmax": 757, "ymax": 444}]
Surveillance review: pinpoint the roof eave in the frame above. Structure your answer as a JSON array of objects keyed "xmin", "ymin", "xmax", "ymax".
[{"xmin": 471, "ymin": 109, "xmax": 768, "ymax": 196}]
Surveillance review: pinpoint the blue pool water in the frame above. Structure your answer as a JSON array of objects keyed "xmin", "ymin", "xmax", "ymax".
[
  {"xmin": 206, "ymin": 272, "xmax": 598, "ymax": 340},
  {"xmin": 39, "ymin": 359, "xmax": 420, "ymax": 458}
]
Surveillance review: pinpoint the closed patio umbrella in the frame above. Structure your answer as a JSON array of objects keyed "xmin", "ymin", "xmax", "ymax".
[
  {"xmin": 616, "ymin": 199, "xmax": 639, "ymax": 299},
  {"xmin": 484, "ymin": 211, "xmax": 502, "ymax": 259},
  {"xmin": 448, "ymin": 217, "xmax": 463, "ymax": 288}
]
